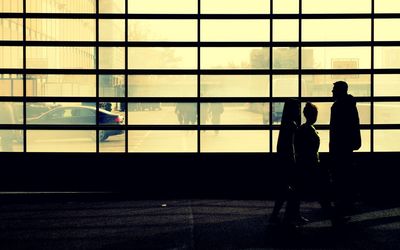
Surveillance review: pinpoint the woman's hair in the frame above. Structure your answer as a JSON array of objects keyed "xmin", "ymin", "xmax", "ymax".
[
  {"xmin": 303, "ymin": 102, "xmax": 318, "ymax": 122},
  {"xmin": 280, "ymin": 98, "xmax": 300, "ymax": 125}
]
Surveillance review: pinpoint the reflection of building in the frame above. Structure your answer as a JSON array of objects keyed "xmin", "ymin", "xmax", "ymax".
[
  {"xmin": 0, "ymin": 1, "xmax": 125, "ymax": 97},
  {"xmin": 100, "ymin": 75, "xmax": 125, "ymax": 97},
  {"xmin": 0, "ymin": 74, "xmax": 23, "ymax": 96},
  {"xmin": 382, "ymin": 47, "xmax": 400, "ymax": 68}
]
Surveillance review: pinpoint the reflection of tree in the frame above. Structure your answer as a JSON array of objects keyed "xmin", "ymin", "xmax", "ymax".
[
  {"xmin": 250, "ymin": 47, "xmax": 269, "ymax": 69},
  {"xmin": 129, "ymin": 22, "xmax": 182, "ymax": 68},
  {"xmin": 129, "ymin": 21, "xmax": 148, "ymax": 41}
]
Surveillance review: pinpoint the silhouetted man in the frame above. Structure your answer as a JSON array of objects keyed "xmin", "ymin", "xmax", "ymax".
[{"xmin": 329, "ymin": 81, "xmax": 361, "ymax": 219}]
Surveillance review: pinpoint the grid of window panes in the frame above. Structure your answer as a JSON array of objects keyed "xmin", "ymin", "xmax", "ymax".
[{"xmin": 0, "ymin": 0, "xmax": 400, "ymax": 152}]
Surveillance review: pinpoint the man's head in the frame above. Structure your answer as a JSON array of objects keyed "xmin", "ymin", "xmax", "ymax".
[
  {"xmin": 332, "ymin": 81, "xmax": 348, "ymax": 100},
  {"xmin": 303, "ymin": 102, "xmax": 318, "ymax": 125}
]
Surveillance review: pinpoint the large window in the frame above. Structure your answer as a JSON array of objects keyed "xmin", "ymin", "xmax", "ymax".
[{"xmin": 0, "ymin": 0, "xmax": 399, "ymax": 152}]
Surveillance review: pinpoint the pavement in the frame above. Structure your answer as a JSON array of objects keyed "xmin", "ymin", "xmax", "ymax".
[{"xmin": 0, "ymin": 196, "xmax": 399, "ymax": 249}]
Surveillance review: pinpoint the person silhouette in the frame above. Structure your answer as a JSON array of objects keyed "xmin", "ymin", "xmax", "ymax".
[
  {"xmin": 295, "ymin": 102, "xmax": 334, "ymax": 223},
  {"xmin": 329, "ymin": 81, "xmax": 361, "ymax": 220},
  {"xmin": 209, "ymin": 103, "xmax": 224, "ymax": 134},
  {"xmin": 269, "ymin": 99, "xmax": 306, "ymax": 224}
]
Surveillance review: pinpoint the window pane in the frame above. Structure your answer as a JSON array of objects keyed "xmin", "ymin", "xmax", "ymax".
[
  {"xmin": 302, "ymin": 47, "xmax": 371, "ymax": 69},
  {"xmin": 302, "ymin": 19, "xmax": 370, "ymax": 42},
  {"xmin": 129, "ymin": 47, "xmax": 197, "ymax": 69},
  {"xmin": 0, "ymin": 130, "xmax": 23, "ymax": 152},
  {"xmin": 273, "ymin": 20, "xmax": 298, "ymax": 42},
  {"xmin": 99, "ymin": 0, "xmax": 125, "ymax": 13},
  {"xmin": 27, "ymin": 75, "xmax": 96, "ymax": 97},
  {"xmin": 273, "ymin": 0, "xmax": 298, "ymax": 13},
  {"xmin": 128, "ymin": 130, "xmax": 197, "ymax": 152},
  {"xmin": 0, "ymin": 0, "xmax": 22, "ymax": 12},
  {"xmin": 374, "ymin": 74, "xmax": 400, "ymax": 96},
  {"xmin": 273, "ymin": 47, "xmax": 298, "ymax": 69},
  {"xmin": 302, "ymin": 0, "xmax": 371, "ymax": 13},
  {"xmin": 272, "ymin": 102, "xmax": 285, "ymax": 125},
  {"xmin": 128, "ymin": 75, "xmax": 197, "ymax": 97},
  {"xmin": 129, "ymin": 20, "xmax": 197, "ymax": 42},
  {"xmin": 374, "ymin": 102, "xmax": 400, "ymax": 124},
  {"xmin": 302, "ymin": 75, "xmax": 370, "ymax": 97},
  {"xmin": 27, "ymin": 130, "xmax": 96, "ymax": 152},
  {"xmin": 0, "ymin": 75, "xmax": 23, "ymax": 97},
  {"xmin": 0, "ymin": 102, "xmax": 22, "ymax": 124},
  {"xmin": 201, "ymin": 20, "xmax": 269, "ymax": 42},
  {"xmin": 100, "ymin": 75, "xmax": 125, "ymax": 97},
  {"xmin": 27, "ymin": 47, "xmax": 95, "ymax": 69},
  {"xmin": 318, "ymin": 130, "xmax": 370, "ymax": 152},
  {"xmin": 99, "ymin": 130, "xmax": 125, "ymax": 153},
  {"xmin": 128, "ymin": 0, "xmax": 197, "ymax": 14},
  {"xmin": 201, "ymin": 47, "xmax": 269, "ymax": 69},
  {"xmin": 375, "ymin": 19, "xmax": 400, "ymax": 41},
  {"xmin": 26, "ymin": 19, "xmax": 95, "ymax": 41},
  {"xmin": 201, "ymin": 130, "xmax": 269, "ymax": 152},
  {"xmin": 375, "ymin": 47, "xmax": 400, "ymax": 69},
  {"xmin": 100, "ymin": 19, "xmax": 125, "ymax": 41},
  {"xmin": 375, "ymin": 0, "xmax": 400, "ymax": 13},
  {"xmin": 27, "ymin": 0, "xmax": 96, "ymax": 13},
  {"xmin": 201, "ymin": 0, "xmax": 269, "ymax": 14},
  {"xmin": 0, "ymin": 46, "xmax": 23, "ymax": 68},
  {"xmin": 201, "ymin": 75, "xmax": 269, "ymax": 97},
  {"xmin": 0, "ymin": 19, "xmax": 23, "ymax": 40},
  {"xmin": 201, "ymin": 103, "xmax": 268, "ymax": 125},
  {"xmin": 99, "ymin": 47, "xmax": 125, "ymax": 69},
  {"xmin": 375, "ymin": 130, "xmax": 400, "ymax": 152},
  {"xmin": 26, "ymin": 102, "xmax": 96, "ymax": 124},
  {"xmin": 300, "ymin": 102, "xmax": 371, "ymax": 125},
  {"xmin": 128, "ymin": 103, "xmax": 196, "ymax": 125},
  {"xmin": 273, "ymin": 75, "xmax": 298, "ymax": 97}
]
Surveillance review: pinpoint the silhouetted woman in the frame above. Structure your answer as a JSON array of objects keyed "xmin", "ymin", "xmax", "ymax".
[
  {"xmin": 269, "ymin": 99, "xmax": 301, "ymax": 223},
  {"xmin": 294, "ymin": 102, "xmax": 333, "ymax": 223}
]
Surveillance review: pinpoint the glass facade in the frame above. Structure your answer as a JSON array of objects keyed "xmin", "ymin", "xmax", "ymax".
[{"xmin": 0, "ymin": 0, "xmax": 399, "ymax": 152}]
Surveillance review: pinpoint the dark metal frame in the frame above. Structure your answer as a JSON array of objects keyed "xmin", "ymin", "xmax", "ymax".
[{"xmin": 1, "ymin": 0, "xmax": 400, "ymax": 153}]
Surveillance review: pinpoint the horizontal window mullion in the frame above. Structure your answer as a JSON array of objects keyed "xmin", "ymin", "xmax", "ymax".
[
  {"xmin": 4, "ymin": 69, "xmax": 400, "ymax": 75},
  {"xmin": 4, "ymin": 96, "xmax": 394, "ymax": 103},
  {"xmin": 25, "ymin": 125, "xmax": 123, "ymax": 130},
  {"xmin": 313, "ymin": 124, "xmax": 375, "ymax": 130},
  {"xmin": 200, "ymin": 125, "xmax": 270, "ymax": 130},
  {"xmin": 373, "ymin": 125, "xmax": 400, "ymax": 129},
  {"xmin": 5, "ymin": 13, "xmax": 400, "ymax": 19},
  {"xmin": 3, "ymin": 41, "xmax": 400, "ymax": 47},
  {"xmin": 2, "ymin": 123, "xmax": 399, "ymax": 130},
  {"xmin": 0, "ymin": 125, "xmax": 24, "ymax": 129},
  {"xmin": 300, "ymin": 97, "xmax": 373, "ymax": 102},
  {"xmin": 25, "ymin": 125, "xmax": 98, "ymax": 130}
]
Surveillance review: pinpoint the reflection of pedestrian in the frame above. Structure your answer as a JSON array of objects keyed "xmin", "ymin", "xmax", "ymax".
[
  {"xmin": 175, "ymin": 103, "xmax": 196, "ymax": 125},
  {"xmin": 104, "ymin": 102, "xmax": 112, "ymax": 112},
  {"xmin": 329, "ymin": 81, "xmax": 361, "ymax": 221},
  {"xmin": 201, "ymin": 103, "xmax": 210, "ymax": 125},
  {"xmin": 209, "ymin": 103, "xmax": 224, "ymax": 134},
  {"xmin": 210, "ymin": 103, "xmax": 223, "ymax": 124},
  {"xmin": 269, "ymin": 99, "xmax": 302, "ymax": 224},
  {"xmin": 295, "ymin": 102, "xmax": 334, "ymax": 223},
  {"xmin": 0, "ymin": 102, "xmax": 16, "ymax": 152}
]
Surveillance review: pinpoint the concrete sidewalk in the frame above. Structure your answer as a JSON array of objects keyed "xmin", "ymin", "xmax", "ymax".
[{"xmin": 0, "ymin": 198, "xmax": 399, "ymax": 249}]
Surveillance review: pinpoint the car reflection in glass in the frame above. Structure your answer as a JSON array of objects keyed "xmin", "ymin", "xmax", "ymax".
[{"xmin": 27, "ymin": 106, "xmax": 124, "ymax": 142}]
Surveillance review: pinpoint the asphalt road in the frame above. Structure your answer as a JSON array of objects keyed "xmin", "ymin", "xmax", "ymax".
[{"xmin": 0, "ymin": 198, "xmax": 399, "ymax": 249}]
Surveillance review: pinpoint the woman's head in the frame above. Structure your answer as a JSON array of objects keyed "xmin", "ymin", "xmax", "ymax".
[
  {"xmin": 281, "ymin": 98, "xmax": 300, "ymax": 125},
  {"xmin": 303, "ymin": 102, "xmax": 318, "ymax": 125}
]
